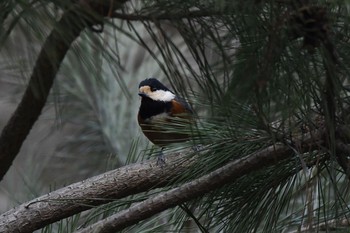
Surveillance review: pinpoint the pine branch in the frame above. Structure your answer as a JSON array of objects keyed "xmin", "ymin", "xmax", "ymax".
[
  {"xmin": 0, "ymin": 150, "xmax": 196, "ymax": 233},
  {"xmin": 0, "ymin": 128, "xmax": 327, "ymax": 233},
  {"xmin": 0, "ymin": 0, "xmax": 128, "ymax": 181},
  {"xmin": 76, "ymin": 130, "xmax": 326, "ymax": 233},
  {"xmin": 111, "ymin": 10, "xmax": 225, "ymax": 21}
]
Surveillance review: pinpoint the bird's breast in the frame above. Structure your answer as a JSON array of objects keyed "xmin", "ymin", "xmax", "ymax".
[
  {"xmin": 142, "ymin": 112, "xmax": 170, "ymax": 123},
  {"xmin": 137, "ymin": 111, "xmax": 191, "ymax": 146},
  {"xmin": 138, "ymin": 97, "xmax": 193, "ymax": 146}
]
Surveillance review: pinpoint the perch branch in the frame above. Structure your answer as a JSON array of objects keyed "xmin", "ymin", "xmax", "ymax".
[
  {"xmin": 76, "ymin": 130, "xmax": 326, "ymax": 232},
  {"xmin": 0, "ymin": 150, "xmax": 196, "ymax": 233}
]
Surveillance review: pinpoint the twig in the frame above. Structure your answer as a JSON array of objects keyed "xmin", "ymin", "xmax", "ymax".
[{"xmin": 111, "ymin": 10, "xmax": 226, "ymax": 21}]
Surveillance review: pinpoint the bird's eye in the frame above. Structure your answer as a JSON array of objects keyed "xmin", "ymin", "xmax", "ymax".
[{"xmin": 151, "ymin": 87, "xmax": 157, "ymax": 92}]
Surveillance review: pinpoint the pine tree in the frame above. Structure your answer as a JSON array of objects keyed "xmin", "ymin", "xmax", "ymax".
[{"xmin": 0, "ymin": 0, "xmax": 350, "ymax": 232}]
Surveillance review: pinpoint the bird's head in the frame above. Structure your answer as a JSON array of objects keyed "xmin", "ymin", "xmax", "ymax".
[{"xmin": 138, "ymin": 78, "xmax": 175, "ymax": 102}]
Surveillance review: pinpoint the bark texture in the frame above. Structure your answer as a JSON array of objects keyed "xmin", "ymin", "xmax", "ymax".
[
  {"xmin": 0, "ymin": 151, "xmax": 196, "ymax": 233},
  {"xmin": 77, "ymin": 144, "xmax": 294, "ymax": 233},
  {"xmin": 76, "ymin": 129, "xmax": 326, "ymax": 232},
  {"xmin": 0, "ymin": 129, "xmax": 326, "ymax": 232}
]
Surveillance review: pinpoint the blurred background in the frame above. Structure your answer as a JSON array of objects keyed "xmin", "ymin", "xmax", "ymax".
[{"xmin": 0, "ymin": 17, "xmax": 162, "ymax": 211}]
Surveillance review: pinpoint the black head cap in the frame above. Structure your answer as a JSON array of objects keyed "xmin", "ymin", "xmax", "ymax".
[{"xmin": 139, "ymin": 78, "xmax": 171, "ymax": 92}]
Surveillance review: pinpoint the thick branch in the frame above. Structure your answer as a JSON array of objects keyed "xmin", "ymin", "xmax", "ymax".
[
  {"xmin": 77, "ymin": 130, "xmax": 326, "ymax": 233},
  {"xmin": 0, "ymin": 151, "xmax": 195, "ymax": 233},
  {"xmin": 0, "ymin": 129, "xmax": 325, "ymax": 232},
  {"xmin": 77, "ymin": 144, "xmax": 294, "ymax": 233},
  {"xmin": 0, "ymin": 0, "xmax": 128, "ymax": 181}
]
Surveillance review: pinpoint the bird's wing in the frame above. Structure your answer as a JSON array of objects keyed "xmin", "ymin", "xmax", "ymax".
[{"xmin": 171, "ymin": 97, "xmax": 193, "ymax": 117}]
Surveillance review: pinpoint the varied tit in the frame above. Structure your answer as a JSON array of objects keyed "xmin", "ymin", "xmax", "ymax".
[{"xmin": 138, "ymin": 78, "xmax": 193, "ymax": 147}]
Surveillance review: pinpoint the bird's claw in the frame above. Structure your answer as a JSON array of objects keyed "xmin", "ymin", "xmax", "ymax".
[
  {"xmin": 192, "ymin": 144, "xmax": 204, "ymax": 152},
  {"xmin": 156, "ymin": 149, "xmax": 166, "ymax": 166}
]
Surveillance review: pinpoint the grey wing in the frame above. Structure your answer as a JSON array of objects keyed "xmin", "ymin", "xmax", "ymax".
[{"xmin": 174, "ymin": 96, "xmax": 194, "ymax": 114}]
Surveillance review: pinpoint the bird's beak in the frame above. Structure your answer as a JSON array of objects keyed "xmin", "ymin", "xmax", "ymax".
[{"xmin": 138, "ymin": 92, "xmax": 148, "ymax": 98}]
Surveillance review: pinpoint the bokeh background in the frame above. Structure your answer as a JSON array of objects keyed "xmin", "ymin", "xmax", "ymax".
[{"xmin": 0, "ymin": 20, "xmax": 173, "ymax": 212}]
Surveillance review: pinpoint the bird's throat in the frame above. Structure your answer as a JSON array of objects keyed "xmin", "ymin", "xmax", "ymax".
[{"xmin": 139, "ymin": 98, "xmax": 172, "ymax": 120}]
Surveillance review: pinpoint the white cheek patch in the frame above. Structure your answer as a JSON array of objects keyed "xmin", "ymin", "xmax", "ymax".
[{"xmin": 149, "ymin": 90, "xmax": 175, "ymax": 102}]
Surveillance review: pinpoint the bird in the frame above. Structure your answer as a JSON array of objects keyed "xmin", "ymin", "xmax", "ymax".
[{"xmin": 137, "ymin": 78, "xmax": 193, "ymax": 157}]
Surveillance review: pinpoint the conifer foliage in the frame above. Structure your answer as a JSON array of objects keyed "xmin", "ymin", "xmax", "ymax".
[{"xmin": 0, "ymin": 0, "xmax": 350, "ymax": 232}]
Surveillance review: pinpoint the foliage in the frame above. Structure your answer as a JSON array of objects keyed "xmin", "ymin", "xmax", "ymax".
[{"xmin": 1, "ymin": 0, "xmax": 350, "ymax": 232}]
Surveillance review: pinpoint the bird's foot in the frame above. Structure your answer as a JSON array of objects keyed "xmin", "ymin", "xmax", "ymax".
[
  {"xmin": 156, "ymin": 148, "xmax": 166, "ymax": 166},
  {"xmin": 192, "ymin": 144, "xmax": 204, "ymax": 152}
]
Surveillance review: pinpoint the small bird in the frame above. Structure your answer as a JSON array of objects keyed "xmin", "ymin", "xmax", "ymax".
[{"xmin": 138, "ymin": 78, "xmax": 193, "ymax": 150}]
